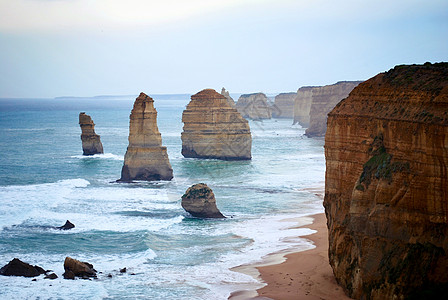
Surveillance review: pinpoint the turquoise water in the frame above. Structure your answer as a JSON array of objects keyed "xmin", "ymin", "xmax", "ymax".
[{"xmin": 0, "ymin": 97, "xmax": 325, "ymax": 299}]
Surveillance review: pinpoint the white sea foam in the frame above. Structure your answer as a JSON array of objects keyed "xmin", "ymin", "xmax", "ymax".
[{"xmin": 70, "ymin": 153, "xmax": 124, "ymax": 161}]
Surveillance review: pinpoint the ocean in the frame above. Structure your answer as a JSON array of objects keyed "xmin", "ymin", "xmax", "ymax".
[{"xmin": 0, "ymin": 96, "xmax": 325, "ymax": 299}]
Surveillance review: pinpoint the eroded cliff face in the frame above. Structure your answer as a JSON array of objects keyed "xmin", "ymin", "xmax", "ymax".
[
  {"xmin": 293, "ymin": 87, "xmax": 314, "ymax": 127},
  {"xmin": 79, "ymin": 112, "xmax": 104, "ymax": 155},
  {"xmin": 324, "ymin": 63, "xmax": 448, "ymax": 299},
  {"xmin": 306, "ymin": 81, "xmax": 361, "ymax": 137},
  {"xmin": 221, "ymin": 87, "xmax": 236, "ymax": 108},
  {"xmin": 236, "ymin": 93, "xmax": 272, "ymax": 120},
  {"xmin": 272, "ymin": 92, "xmax": 296, "ymax": 118},
  {"xmin": 119, "ymin": 92, "xmax": 173, "ymax": 182},
  {"xmin": 182, "ymin": 89, "xmax": 251, "ymax": 160}
]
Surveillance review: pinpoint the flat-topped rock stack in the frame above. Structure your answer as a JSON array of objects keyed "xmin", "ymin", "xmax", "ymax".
[
  {"xmin": 272, "ymin": 92, "xmax": 296, "ymax": 118},
  {"xmin": 181, "ymin": 89, "xmax": 252, "ymax": 160},
  {"xmin": 119, "ymin": 92, "xmax": 173, "ymax": 182},
  {"xmin": 236, "ymin": 92, "xmax": 272, "ymax": 120},
  {"xmin": 292, "ymin": 86, "xmax": 314, "ymax": 127},
  {"xmin": 79, "ymin": 112, "xmax": 103, "ymax": 155}
]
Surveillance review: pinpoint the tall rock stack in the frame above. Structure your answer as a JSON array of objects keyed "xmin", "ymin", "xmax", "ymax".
[
  {"xmin": 292, "ymin": 86, "xmax": 314, "ymax": 127},
  {"xmin": 324, "ymin": 63, "xmax": 448, "ymax": 299},
  {"xmin": 119, "ymin": 92, "xmax": 173, "ymax": 182},
  {"xmin": 305, "ymin": 81, "xmax": 361, "ymax": 137},
  {"xmin": 181, "ymin": 89, "xmax": 251, "ymax": 160},
  {"xmin": 272, "ymin": 92, "xmax": 296, "ymax": 118},
  {"xmin": 236, "ymin": 93, "xmax": 272, "ymax": 120},
  {"xmin": 79, "ymin": 112, "xmax": 104, "ymax": 155},
  {"xmin": 220, "ymin": 87, "xmax": 236, "ymax": 108}
]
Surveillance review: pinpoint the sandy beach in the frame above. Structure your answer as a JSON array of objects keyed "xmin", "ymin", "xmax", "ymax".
[{"xmin": 230, "ymin": 213, "xmax": 351, "ymax": 300}]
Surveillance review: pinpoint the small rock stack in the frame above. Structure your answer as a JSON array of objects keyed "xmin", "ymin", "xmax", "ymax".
[{"xmin": 79, "ymin": 112, "xmax": 104, "ymax": 155}]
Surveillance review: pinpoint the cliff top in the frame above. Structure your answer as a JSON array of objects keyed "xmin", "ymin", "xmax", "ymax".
[
  {"xmin": 136, "ymin": 92, "xmax": 154, "ymax": 102},
  {"xmin": 240, "ymin": 92, "xmax": 267, "ymax": 98},
  {"xmin": 330, "ymin": 62, "xmax": 448, "ymax": 125},
  {"xmin": 192, "ymin": 89, "xmax": 227, "ymax": 100}
]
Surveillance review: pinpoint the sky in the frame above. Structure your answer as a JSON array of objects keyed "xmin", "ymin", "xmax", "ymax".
[{"xmin": 0, "ymin": 0, "xmax": 447, "ymax": 98}]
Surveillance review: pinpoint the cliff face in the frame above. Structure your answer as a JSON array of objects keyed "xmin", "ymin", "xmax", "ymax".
[
  {"xmin": 272, "ymin": 92, "xmax": 296, "ymax": 118},
  {"xmin": 293, "ymin": 87, "xmax": 314, "ymax": 127},
  {"xmin": 79, "ymin": 112, "xmax": 104, "ymax": 155},
  {"xmin": 324, "ymin": 63, "xmax": 448, "ymax": 299},
  {"xmin": 182, "ymin": 89, "xmax": 251, "ymax": 160},
  {"xmin": 119, "ymin": 92, "xmax": 173, "ymax": 182},
  {"xmin": 236, "ymin": 93, "xmax": 272, "ymax": 120},
  {"xmin": 305, "ymin": 81, "xmax": 361, "ymax": 137}
]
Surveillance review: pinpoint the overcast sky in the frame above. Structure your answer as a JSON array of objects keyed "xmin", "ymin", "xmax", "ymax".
[{"xmin": 0, "ymin": 0, "xmax": 447, "ymax": 98}]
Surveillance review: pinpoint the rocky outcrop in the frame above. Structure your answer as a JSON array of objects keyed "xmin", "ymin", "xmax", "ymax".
[
  {"xmin": 119, "ymin": 92, "xmax": 173, "ymax": 182},
  {"xmin": 292, "ymin": 86, "xmax": 314, "ymax": 127},
  {"xmin": 324, "ymin": 62, "xmax": 448, "ymax": 299},
  {"xmin": 0, "ymin": 258, "xmax": 46, "ymax": 277},
  {"xmin": 272, "ymin": 92, "xmax": 296, "ymax": 118},
  {"xmin": 221, "ymin": 87, "xmax": 236, "ymax": 108},
  {"xmin": 57, "ymin": 220, "xmax": 75, "ymax": 230},
  {"xmin": 236, "ymin": 93, "xmax": 272, "ymax": 120},
  {"xmin": 63, "ymin": 257, "xmax": 96, "ymax": 279},
  {"xmin": 305, "ymin": 81, "xmax": 361, "ymax": 137},
  {"xmin": 79, "ymin": 112, "xmax": 104, "ymax": 155},
  {"xmin": 181, "ymin": 89, "xmax": 251, "ymax": 160},
  {"xmin": 181, "ymin": 183, "xmax": 225, "ymax": 218}
]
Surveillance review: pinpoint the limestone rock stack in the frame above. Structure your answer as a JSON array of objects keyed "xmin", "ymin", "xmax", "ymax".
[
  {"xmin": 305, "ymin": 81, "xmax": 361, "ymax": 137},
  {"xmin": 221, "ymin": 87, "xmax": 236, "ymax": 108},
  {"xmin": 181, "ymin": 89, "xmax": 251, "ymax": 160},
  {"xmin": 292, "ymin": 87, "xmax": 314, "ymax": 127},
  {"xmin": 119, "ymin": 92, "xmax": 173, "ymax": 182},
  {"xmin": 272, "ymin": 92, "xmax": 296, "ymax": 118},
  {"xmin": 79, "ymin": 112, "xmax": 104, "ymax": 155},
  {"xmin": 324, "ymin": 63, "xmax": 448, "ymax": 299},
  {"xmin": 236, "ymin": 93, "xmax": 272, "ymax": 120},
  {"xmin": 181, "ymin": 183, "xmax": 225, "ymax": 218}
]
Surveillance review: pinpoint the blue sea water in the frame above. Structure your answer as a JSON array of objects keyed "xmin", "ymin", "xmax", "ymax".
[{"xmin": 0, "ymin": 97, "xmax": 325, "ymax": 299}]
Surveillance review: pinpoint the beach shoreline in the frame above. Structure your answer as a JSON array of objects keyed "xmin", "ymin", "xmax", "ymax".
[{"xmin": 229, "ymin": 213, "xmax": 351, "ymax": 300}]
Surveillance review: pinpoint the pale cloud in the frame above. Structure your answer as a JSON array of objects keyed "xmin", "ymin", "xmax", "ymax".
[{"xmin": 0, "ymin": 0, "xmax": 273, "ymax": 33}]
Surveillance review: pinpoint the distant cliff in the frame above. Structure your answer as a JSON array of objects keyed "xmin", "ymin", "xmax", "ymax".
[
  {"xmin": 305, "ymin": 81, "xmax": 361, "ymax": 137},
  {"xmin": 324, "ymin": 63, "xmax": 448, "ymax": 299},
  {"xmin": 272, "ymin": 92, "xmax": 296, "ymax": 118},
  {"xmin": 293, "ymin": 87, "xmax": 314, "ymax": 127},
  {"xmin": 236, "ymin": 93, "xmax": 272, "ymax": 120}
]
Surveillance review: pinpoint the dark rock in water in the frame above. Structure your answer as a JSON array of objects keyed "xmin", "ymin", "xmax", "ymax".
[
  {"xmin": 63, "ymin": 270, "xmax": 75, "ymax": 280},
  {"xmin": 44, "ymin": 273, "xmax": 58, "ymax": 280},
  {"xmin": 0, "ymin": 258, "xmax": 46, "ymax": 277},
  {"xmin": 63, "ymin": 257, "xmax": 96, "ymax": 279},
  {"xmin": 57, "ymin": 220, "xmax": 75, "ymax": 230},
  {"xmin": 79, "ymin": 112, "xmax": 104, "ymax": 156},
  {"xmin": 107, "ymin": 274, "xmax": 113, "ymax": 278},
  {"xmin": 120, "ymin": 267, "xmax": 127, "ymax": 273},
  {"xmin": 181, "ymin": 183, "xmax": 225, "ymax": 218}
]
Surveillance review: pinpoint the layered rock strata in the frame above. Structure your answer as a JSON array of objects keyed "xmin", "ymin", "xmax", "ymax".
[
  {"xmin": 181, "ymin": 183, "xmax": 225, "ymax": 218},
  {"xmin": 119, "ymin": 93, "xmax": 173, "ymax": 182},
  {"xmin": 221, "ymin": 87, "xmax": 236, "ymax": 108},
  {"xmin": 292, "ymin": 86, "xmax": 314, "ymax": 127},
  {"xmin": 181, "ymin": 89, "xmax": 251, "ymax": 160},
  {"xmin": 305, "ymin": 81, "xmax": 361, "ymax": 137},
  {"xmin": 79, "ymin": 112, "xmax": 104, "ymax": 155},
  {"xmin": 236, "ymin": 92, "xmax": 272, "ymax": 120},
  {"xmin": 272, "ymin": 92, "xmax": 296, "ymax": 118},
  {"xmin": 324, "ymin": 62, "xmax": 448, "ymax": 299}
]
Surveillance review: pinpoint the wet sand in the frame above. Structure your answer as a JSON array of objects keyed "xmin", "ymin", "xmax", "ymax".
[{"xmin": 230, "ymin": 213, "xmax": 351, "ymax": 300}]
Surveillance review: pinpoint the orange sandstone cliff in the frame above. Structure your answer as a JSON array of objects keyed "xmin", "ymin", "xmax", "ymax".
[
  {"xmin": 324, "ymin": 63, "xmax": 448, "ymax": 299},
  {"xmin": 306, "ymin": 81, "xmax": 361, "ymax": 137}
]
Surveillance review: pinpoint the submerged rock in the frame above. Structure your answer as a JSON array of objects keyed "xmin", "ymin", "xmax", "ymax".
[
  {"xmin": 181, "ymin": 89, "xmax": 251, "ymax": 160},
  {"xmin": 119, "ymin": 92, "xmax": 173, "ymax": 182},
  {"xmin": 0, "ymin": 258, "xmax": 46, "ymax": 277},
  {"xmin": 57, "ymin": 220, "xmax": 75, "ymax": 230},
  {"xmin": 63, "ymin": 257, "xmax": 96, "ymax": 279},
  {"xmin": 44, "ymin": 273, "xmax": 58, "ymax": 280},
  {"xmin": 324, "ymin": 62, "xmax": 448, "ymax": 299},
  {"xmin": 181, "ymin": 183, "xmax": 225, "ymax": 218},
  {"xmin": 79, "ymin": 112, "xmax": 104, "ymax": 155}
]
